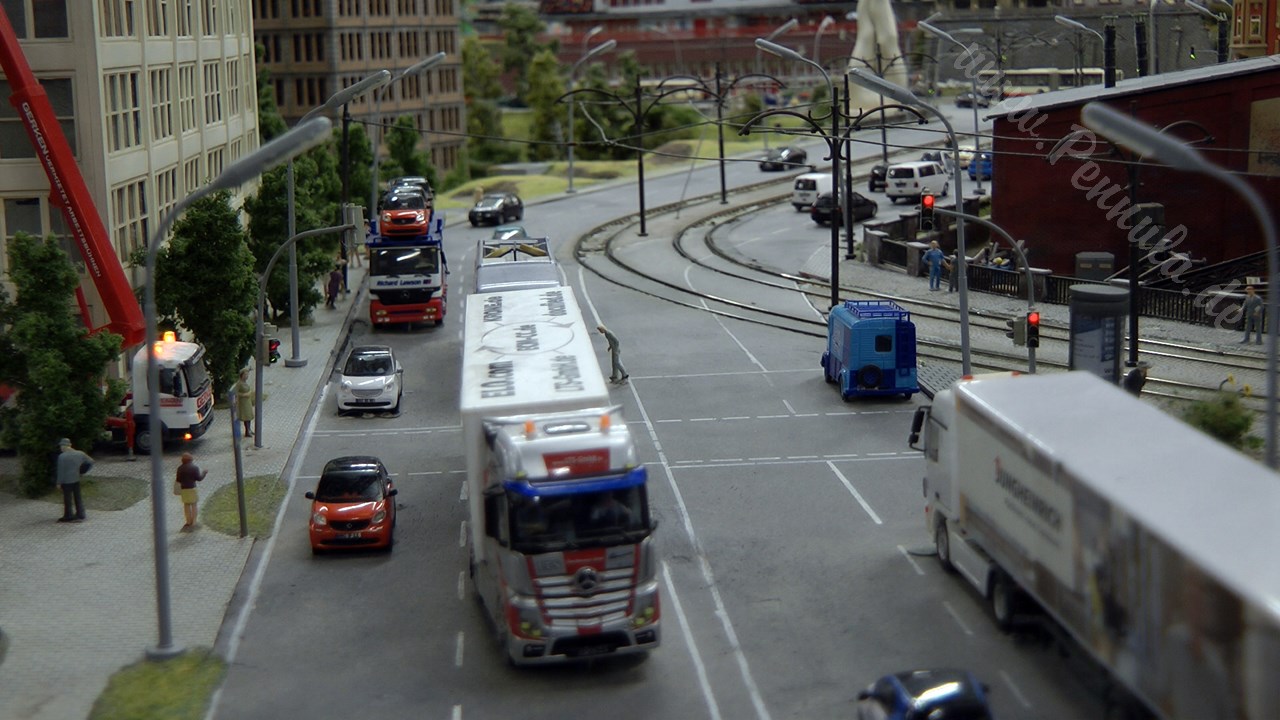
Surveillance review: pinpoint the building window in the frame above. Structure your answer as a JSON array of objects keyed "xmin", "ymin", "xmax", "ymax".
[
  {"xmin": 178, "ymin": 63, "xmax": 197, "ymax": 132},
  {"xmin": 229, "ymin": 137, "xmax": 242, "ymax": 162},
  {"xmin": 3, "ymin": 0, "xmax": 70, "ymax": 38},
  {"xmin": 4, "ymin": 198, "xmax": 43, "ymax": 272},
  {"xmin": 155, "ymin": 166, "xmax": 177, "ymax": 222},
  {"xmin": 176, "ymin": 0, "xmax": 192, "ymax": 36},
  {"xmin": 101, "ymin": 0, "xmax": 137, "ymax": 37},
  {"xmin": 146, "ymin": 0, "xmax": 169, "ymax": 35},
  {"xmin": 149, "ymin": 67, "xmax": 173, "ymax": 140},
  {"xmin": 202, "ymin": 0, "xmax": 218, "ymax": 35},
  {"xmin": 104, "ymin": 72, "xmax": 142, "ymax": 152},
  {"xmin": 111, "ymin": 178, "xmax": 149, "ymax": 259},
  {"xmin": 0, "ymin": 77, "xmax": 76, "ymax": 159},
  {"xmin": 183, "ymin": 156, "xmax": 201, "ymax": 195},
  {"xmin": 203, "ymin": 61, "xmax": 223, "ymax": 124},
  {"xmin": 206, "ymin": 146, "xmax": 225, "ymax": 178},
  {"xmin": 225, "ymin": 58, "xmax": 241, "ymax": 116}
]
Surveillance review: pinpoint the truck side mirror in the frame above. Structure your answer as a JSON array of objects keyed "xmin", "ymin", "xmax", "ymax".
[{"xmin": 908, "ymin": 406, "xmax": 929, "ymax": 450}]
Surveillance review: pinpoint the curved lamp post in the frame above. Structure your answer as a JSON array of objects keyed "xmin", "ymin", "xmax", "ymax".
[
  {"xmin": 284, "ymin": 70, "xmax": 390, "ymax": 368},
  {"xmin": 814, "ymin": 16, "xmax": 836, "ymax": 71},
  {"xmin": 921, "ymin": 20, "xmax": 988, "ymax": 194},
  {"xmin": 566, "ymin": 38, "xmax": 616, "ymax": 194},
  {"xmin": 1054, "ymin": 15, "xmax": 1105, "ymax": 88},
  {"xmin": 848, "ymin": 67, "xmax": 971, "ymax": 375},
  {"xmin": 1185, "ymin": 0, "xmax": 1230, "ymax": 62},
  {"xmin": 366, "ymin": 52, "xmax": 447, "ymax": 220},
  {"xmin": 756, "ymin": 18, "xmax": 797, "ymax": 151},
  {"xmin": 143, "ymin": 116, "xmax": 332, "ymax": 659},
  {"xmin": 1082, "ymin": 101, "xmax": 1279, "ymax": 469}
]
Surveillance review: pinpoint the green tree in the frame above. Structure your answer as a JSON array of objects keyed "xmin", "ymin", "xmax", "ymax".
[
  {"xmin": 381, "ymin": 115, "xmax": 439, "ymax": 190},
  {"xmin": 255, "ymin": 43, "xmax": 287, "ymax": 142},
  {"xmin": 148, "ymin": 192, "xmax": 258, "ymax": 399},
  {"xmin": 462, "ymin": 35, "xmax": 517, "ymax": 170},
  {"xmin": 0, "ymin": 234, "xmax": 124, "ymax": 497},
  {"xmin": 524, "ymin": 49, "xmax": 567, "ymax": 162},
  {"xmin": 336, "ymin": 123, "xmax": 374, "ymax": 216},
  {"xmin": 497, "ymin": 4, "xmax": 550, "ymax": 104}
]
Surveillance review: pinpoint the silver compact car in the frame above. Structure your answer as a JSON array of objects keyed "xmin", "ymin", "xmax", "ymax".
[{"xmin": 336, "ymin": 345, "xmax": 403, "ymax": 415}]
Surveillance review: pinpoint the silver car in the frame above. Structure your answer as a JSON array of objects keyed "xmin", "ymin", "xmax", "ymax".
[{"xmin": 336, "ymin": 345, "xmax": 402, "ymax": 414}]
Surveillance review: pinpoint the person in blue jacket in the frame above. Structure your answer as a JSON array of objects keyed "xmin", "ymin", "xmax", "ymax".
[{"xmin": 923, "ymin": 241, "xmax": 946, "ymax": 291}]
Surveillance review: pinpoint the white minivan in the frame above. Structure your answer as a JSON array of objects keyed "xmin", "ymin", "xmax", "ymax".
[
  {"xmin": 885, "ymin": 161, "xmax": 949, "ymax": 203},
  {"xmin": 792, "ymin": 172, "xmax": 832, "ymax": 211}
]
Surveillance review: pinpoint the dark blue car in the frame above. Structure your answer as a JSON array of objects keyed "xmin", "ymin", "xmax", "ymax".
[
  {"xmin": 968, "ymin": 151, "xmax": 993, "ymax": 181},
  {"xmin": 856, "ymin": 669, "xmax": 993, "ymax": 720}
]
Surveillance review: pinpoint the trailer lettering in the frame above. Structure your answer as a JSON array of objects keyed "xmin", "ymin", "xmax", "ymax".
[
  {"xmin": 481, "ymin": 360, "xmax": 515, "ymax": 398},
  {"xmin": 483, "ymin": 295, "xmax": 503, "ymax": 322},
  {"xmin": 551, "ymin": 354, "xmax": 583, "ymax": 392},
  {"xmin": 993, "ymin": 459, "xmax": 1062, "ymax": 532},
  {"xmin": 514, "ymin": 323, "xmax": 540, "ymax": 352},
  {"xmin": 540, "ymin": 291, "xmax": 567, "ymax": 317}
]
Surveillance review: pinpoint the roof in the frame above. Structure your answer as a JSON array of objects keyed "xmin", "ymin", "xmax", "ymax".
[{"xmin": 985, "ymin": 55, "xmax": 1280, "ymax": 119}]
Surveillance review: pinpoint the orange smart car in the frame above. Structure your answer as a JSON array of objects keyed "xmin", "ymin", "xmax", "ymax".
[
  {"xmin": 305, "ymin": 456, "xmax": 397, "ymax": 554},
  {"xmin": 378, "ymin": 187, "xmax": 431, "ymax": 237}
]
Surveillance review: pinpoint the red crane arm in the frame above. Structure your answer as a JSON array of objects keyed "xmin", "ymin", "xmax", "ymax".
[{"xmin": 0, "ymin": 8, "xmax": 145, "ymax": 347}]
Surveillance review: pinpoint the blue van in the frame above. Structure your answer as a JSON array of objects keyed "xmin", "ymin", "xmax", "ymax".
[{"xmin": 821, "ymin": 301, "xmax": 919, "ymax": 399}]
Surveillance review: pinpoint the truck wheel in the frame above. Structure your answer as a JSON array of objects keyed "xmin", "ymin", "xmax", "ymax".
[
  {"xmin": 935, "ymin": 521, "xmax": 954, "ymax": 572},
  {"xmin": 990, "ymin": 571, "xmax": 1017, "ymax": 631},
  {"xmin": 134, "ymin": 427, "xmax": 155, "ymax": 455}
]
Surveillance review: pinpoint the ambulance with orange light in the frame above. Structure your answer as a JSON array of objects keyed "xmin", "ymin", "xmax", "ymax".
[
  {"xmin": 460, "ymin": 286, "xmax": 660, "ymax": 664},
  {"xmin": 108, "ymin": 331, "xmax": 215, "ymax": 454}
]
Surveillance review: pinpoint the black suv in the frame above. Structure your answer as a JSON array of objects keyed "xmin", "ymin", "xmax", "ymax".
[
  {"xmin": 810, "ymin": 191, "xmax": 878, "ymax": 226},
  {"xmin": 759, "ymin": 146, "xmax": 808, "ymax": 171},
  {"xmin": 468, "ymin": 192, "xmax": 524, "ymax": 226}
]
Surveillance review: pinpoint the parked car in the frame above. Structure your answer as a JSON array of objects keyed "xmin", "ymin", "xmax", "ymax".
[
  {"xmin": 305, "ymin": 456, "xmax": 398, "ymax": 554},
  {"xmin": 920, "ymin": 151, "xmax": 955, "ymax": 175},
  {"xmin": 810, "ymin": 191, "xmax": 878, "ymax": 226},
  {"xmin": 886, "ymin": 160, "xmax": 949, "ymax": 203},
  {"xmin": 868, "ymin": 162, "xmax": 888, "ymax": 193},
  {"xmin": 955, "ymin": 89, "xmax": 997, "ymax": 108},
  {"xmin": 759, "ymin": 146, "xmax": 808, "ymax": 171},
  {"xmin": 469, "ymin": 192, "xmax": 524, "ymax": 226},
  {"xmin": 491, "ymin": 224, "xmax": 527, "ymax": 240},
  {"xmin": 336, "ymin": 345, "xmax": 403, "ymax": 415},
  {"xmin": 968, "ymin": 151, "xmax": 993, "ymax": 181},
  {"xmin": 855, "ymin": 669, "xmax": 993, "ymax": 720},
  {"xmin": 377, "ymin": 187, "xmax": 430, "ymax": 237}
]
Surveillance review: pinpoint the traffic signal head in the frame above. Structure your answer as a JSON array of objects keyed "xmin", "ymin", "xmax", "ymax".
[
  {"xmin": 1005, "ymin": 316, "xmax": 1027, "ymax": 346},
  {"xmin": 1026, "ymin": 310, "xmax": 1040, "ymax": 348},
  {"xmin": 920, "ymin": 194, "xmax": 935, "ymax": 231}
]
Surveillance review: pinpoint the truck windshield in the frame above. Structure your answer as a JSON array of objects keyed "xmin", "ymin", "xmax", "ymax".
[
  {"xmin": 181, "ymin": 360, "xmax": 210, "ymax": 398},
  {"xmin": 508, "ymin": 486, "xmax": 648, "ymax": 553},
  {"xmin": 371, "ymin": 246, "xmax": 439, "ymax": 275}
]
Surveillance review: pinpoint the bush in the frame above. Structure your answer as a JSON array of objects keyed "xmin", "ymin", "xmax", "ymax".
[{"xmin": 1182, "ymin": 391, "xmax": 1258, "ymax": 450}]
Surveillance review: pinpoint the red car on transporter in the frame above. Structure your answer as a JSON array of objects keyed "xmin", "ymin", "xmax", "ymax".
[
  {"xmin": 378, "ymin": 187, "xmax": 431, "ymax": 237},
  {"xmin": 305, "ymin": 456, "xmax": 398, "ymax": 554}
]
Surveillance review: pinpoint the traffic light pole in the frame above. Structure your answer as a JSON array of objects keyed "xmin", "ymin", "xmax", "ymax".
[{"xmin": 933, "ymin": 206, "xmax": 1036, "ymax": 373}]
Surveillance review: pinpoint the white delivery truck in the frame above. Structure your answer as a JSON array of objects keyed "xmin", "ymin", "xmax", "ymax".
[
  {"xmin": 107, "ymin": 331, "xmax": 215, "ymax": 454},
  {"xmin": 908, "ymin": 371, "xmax": 1280, "ymax": 719},
  {"xmin": 460, "ymin": 287, "xmax": 660, "ymax": 664}
]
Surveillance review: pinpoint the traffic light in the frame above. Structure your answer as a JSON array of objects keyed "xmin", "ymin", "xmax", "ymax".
[
  {"xmin": 920, "ymin": 194, "xmax": 935, "ymax": 231},
  {"xmin": 1026, "ymin": 310, "xmax": 1041, "ymax": 348},
  {"xmin": 1005, "ymin": 316, "xmax": 1027, "ymax": 346}
]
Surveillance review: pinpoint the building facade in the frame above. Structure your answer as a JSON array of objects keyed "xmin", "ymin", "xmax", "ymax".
[
  {"xmin": 0, "ymin": 0, "xmax": 260, "ymax": 333},
  {"xmin": 253, "ymin": 0, "xmax": 466, "ymax": 178}
]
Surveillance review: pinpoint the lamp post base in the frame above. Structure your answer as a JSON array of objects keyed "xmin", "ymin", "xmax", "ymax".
[
  {"xmin": 145, "ymin": 642, "xmax": 186, "ymax": 661},
  {"xmin": 284, "ymin": 358, "xmax": 308, "ymax": 368}
]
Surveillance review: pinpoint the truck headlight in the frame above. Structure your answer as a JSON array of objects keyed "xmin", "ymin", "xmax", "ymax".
[{"xmin": 632, "ymin": 582, "xmax": 660, "ymax": 628}]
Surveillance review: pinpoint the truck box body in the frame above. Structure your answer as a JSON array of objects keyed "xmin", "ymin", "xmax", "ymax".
[
  {"xmin": 460, "ymin": 287, "xmax": 660, "ymax": 663},
  {"xmin": 917, "ymin": 371, "xmax": 1280, "ymax": 719},
  {"xmin": 473, "ymin": 236, "xmax": 562, "ymax": 294}
]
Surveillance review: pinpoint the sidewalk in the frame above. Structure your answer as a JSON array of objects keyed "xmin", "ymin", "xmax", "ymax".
[{"xmin": 0, "ymin": 262, "xmax": 366, "ymax": 720}]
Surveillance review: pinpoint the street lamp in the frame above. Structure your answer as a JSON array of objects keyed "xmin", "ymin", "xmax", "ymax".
[
  {"xmin": 1185, "ymin": 0, "xmax": 1231, "ymax": 62},
  {"xmin": 814, "ymin": 16, "xmax": 836, "ymax": 70},
  {"xmin": 757, "ymin": 37, "xmax": 841, "ymax": 310},
  {"xmin": 142, "ymin": 117, "xmax": 332, "ymax": 660},
  {"xmin": 847, "ymin": 67, "xmax": 972, "ymax": 375},
  {"xmin": 756, "ymin": 18, "xmax": 797, "ymax": 152},
  {"xmin": 1082, "ymin": 102, "xmax": 1278, "ymax": 469},
  {"xmin": 566, "ymin": 38, "xmax": 617, "ymax": 194},
  {"xmin": 284, "ymin": 70, "xmax": 390, "ymax": 368},
  {"xmin": 920, "ymin": 20, "xmax": 987, "ymax": 195},
  {"xmin": 1054, "ymin": 15, "xmax": 1105, "ymax": 88},
  {"xmin": 366, "ymin": 52, "xmax": 447, "ymax": 223}
]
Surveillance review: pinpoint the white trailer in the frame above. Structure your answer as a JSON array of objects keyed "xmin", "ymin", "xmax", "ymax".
[
  {"xmin": 460, "ymin": 287, "xmax": 660, "ymax": 663},
  {"xmin": 909, "ymin": 371, "xmax": 1280, "ymax": 719}
]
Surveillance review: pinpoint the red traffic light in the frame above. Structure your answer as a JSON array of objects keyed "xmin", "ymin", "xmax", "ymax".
[
  {"xmin": 1026, "ymin": 311, "xmax": 1040, "ymax": 326},
  {"xmin": 922, "ymin": 194, "xmax": 935, "ymax": 209}
]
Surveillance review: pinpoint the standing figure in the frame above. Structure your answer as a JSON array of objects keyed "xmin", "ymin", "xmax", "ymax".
[
  {"xmin": 1241, "ymin": 285, "xmax": 1264, "ymax": 345},
  {"xmin": 55, "ymin": 438, "xmax": 93, "ymax": 523},
  {"xmin": 326, "ymin": 264, "xmax": 343, "ymax": 309},
  {"xmin": 597, "ymin": 324, "xmax": 629, "ymax": 384},
  {"xmin": 175, "ymin": 452, "xmax": 208, "ymax": 531},
  {"xmin": 923, "ymin": 241, "xmax": 945, "ymax": 291},
  {"xmin": 235, "ymin": 368, "xmax": 255, "ymax": 438}
]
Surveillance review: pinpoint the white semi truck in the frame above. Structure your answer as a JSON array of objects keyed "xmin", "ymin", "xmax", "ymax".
[
  {"xmin": 460, "ymin": 286, "xmax": 660, "ymax": 664},
  {"xmin": 909, "ymin": 371, "xmax": 1280, "ymax": 719}
]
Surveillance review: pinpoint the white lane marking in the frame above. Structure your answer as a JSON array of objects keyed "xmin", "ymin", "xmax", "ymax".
[
  {"xmin": 673, "ymin": 455, "xmax": 918, "ymax": 470},
  {"xmin": 689, "ymin": 283, "xmax": 768, "ymax": 375},
  {"xmin": 690, "ymin": 417, "xmax": 717, "ymax": 422},
  {"xmin": 452, "ymin": 705, "xmax": 462, "ymax": 720},
  {"xmin": 782, "ymin": 400, "xmax": 797, "ymax": 414},
  {"xmin": 457, "ymin": 571, "xmax": 466, "ymax": 600},
  {"xmin": 897, "ymin": 545, "xmax": 926, "ymax": 576},
  {"xmin": 459, "ymin": 480, "xmax": 468, "ymax": 502},
  {"xmin": 207, "ymin": 384, "xmax": 328, "ymax": 720},
  {"xmin": 943, "ymin": 601, "xmax": 975, "ymax": 636},
  {"xmin": 793, "ymin": 413, "xmax": 819, "ymax": 418},
  {"xmin": 663, "ymin": 561, "xmax": 722, "ymax": 720},
  {"xmin": 455, "ymin": 631, "xmax": 465, "ymax": 668},
  {"xmin": 756, "ymin": 414, "xmax": 790, "ymax": 419},
  {"xmin": 722, "ymin": 416, "xmax": 751, "ymax": 421},
  {"xmin": 999, "ymin": 670, "xmax": 1032, "ymax": 709},
  {"xmin": 458, "ymin": 520, "xmax": 467, "ymax": 548},
  {"xmin": 747, "ymin": 457, "xmax": 781, "ymax": 462},
  {"xmin": 788, "ymin": 455, "xmax": 819, "ymax": 460},
  {"xmin": 656, "ymin": 418, "xmax": 683, "ymax": 423},
  {"xmin": 827, "ymin": 461, "xmax": 883, "ymax": 525}
]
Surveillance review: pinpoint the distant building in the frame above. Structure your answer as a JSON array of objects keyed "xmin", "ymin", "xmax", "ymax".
[
  {"xmin": 253, "ymin": 0, "xmax": 466, "ymax": 177},
  {"xmin": 0, "ymin": 0, "xmax": 259, "ymax": 331}
]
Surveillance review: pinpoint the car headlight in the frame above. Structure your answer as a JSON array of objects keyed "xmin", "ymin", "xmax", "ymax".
[
  {"xmin": 414, "ymin": 211, "xmax": 425, "ymax": 222},
  {"xmin": 312, "ymin": 512, "xmax": 328, "ymax": 526},
  {"xmin": 381, "ymin": 212, "xmax": 392, "ymax": 222},
  {"xmin": 341, "ymin": 380, "xmax": 353, "ymax": 391},
  {"xmin": 372, "ymin": 509, "xmax": 386, "ymax": 523}
]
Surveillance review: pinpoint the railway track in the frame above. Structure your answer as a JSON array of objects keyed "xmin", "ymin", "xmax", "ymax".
[{"xmin": 572, "ymin": 157, "xmax": 1269, "ymax": 413}]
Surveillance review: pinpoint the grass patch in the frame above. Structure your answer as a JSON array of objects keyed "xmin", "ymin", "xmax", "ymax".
[
  {"xmin": 202, "ymin": 474, "xmax": 287, "ymax": 538},
  {"xmin": 90, "ymin": 648, "xmax": 225, "ymax": 720},
  {"xmin": 0, "ymin": 473, "xmax": 148, "ymax": 511}
]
